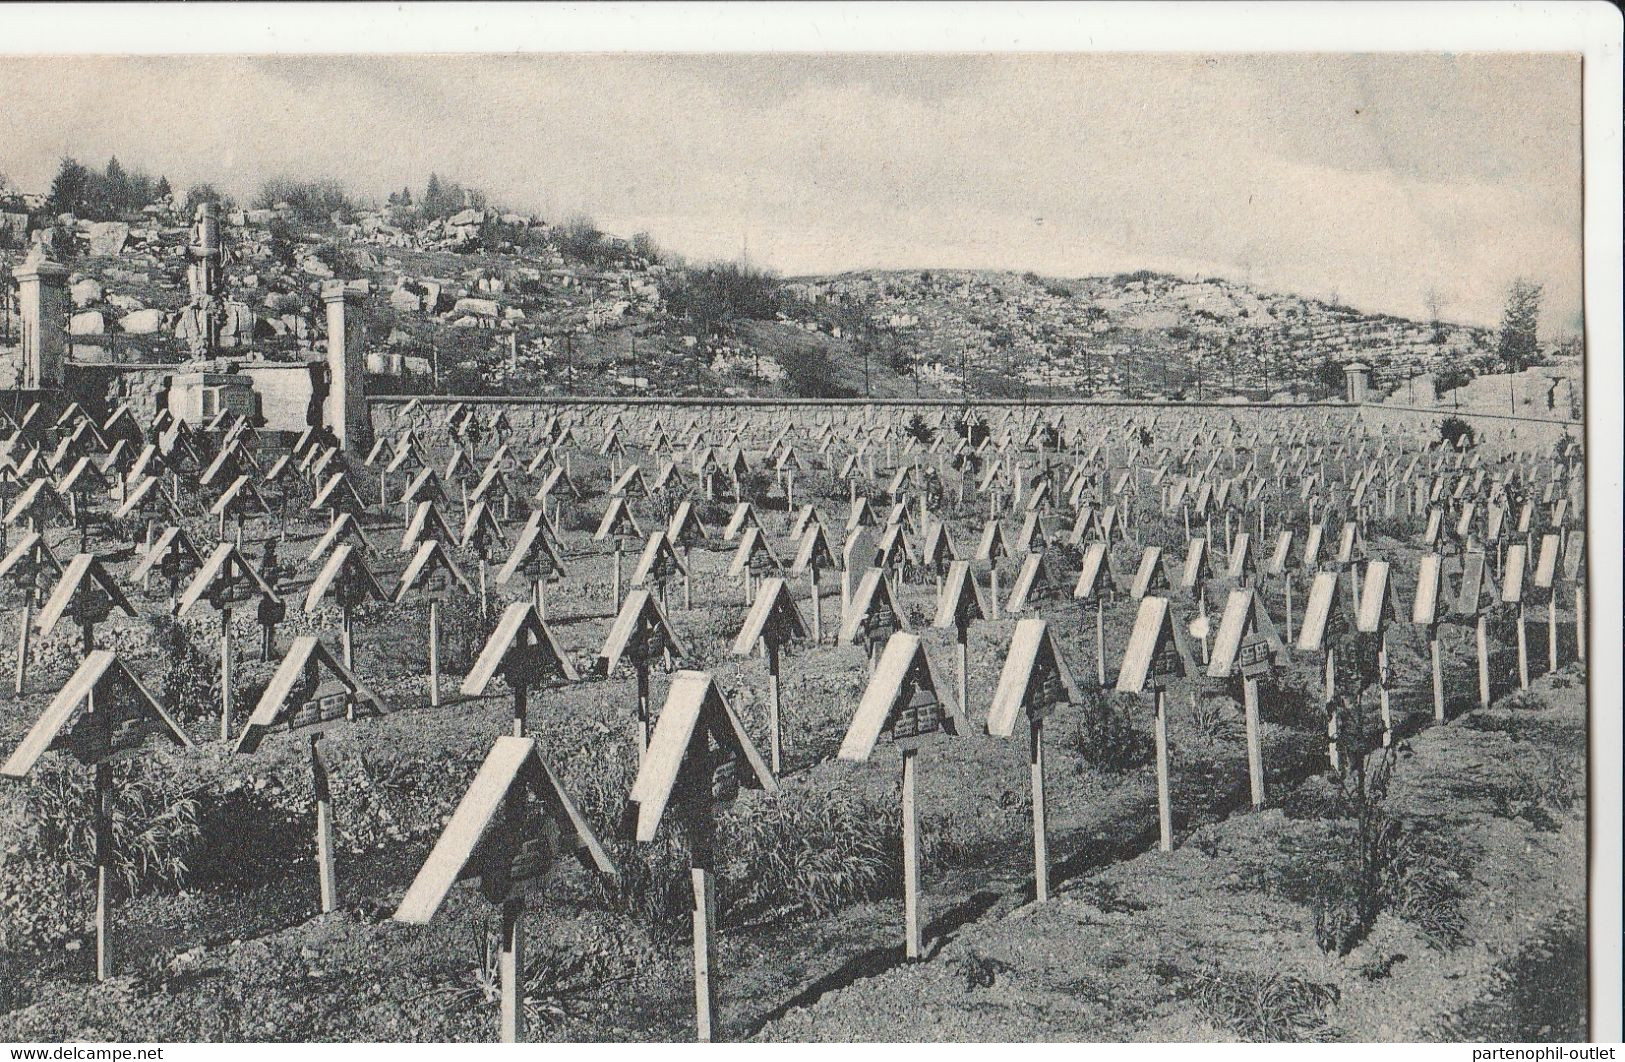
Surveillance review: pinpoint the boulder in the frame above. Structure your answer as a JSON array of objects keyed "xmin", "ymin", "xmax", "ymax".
[
  {"xmin": 108, "ymin": 294, "xmax": 144, "ymax": 313},
  {"xmin": 300, "ymin": 257, "xmax": 334, "ymax": 279},
  {"xmin": 448, "ymin": 208, "xmax": 484, "ymax": 227},
  {"xmin": 389, "ymin": 288, "xmax": 422, "ymax": 313},
  {"xmin": 119, "ymin": 308, "xmax": 165, "ymax": 335},
  {"xmin": 85, "ymin": 221, "xmax": 130, "ymax": 257},
  {"xmin": 69, "ymin": 310, "xmax": 105, "ymax": 336},
  {"xmin": 70, "ymin": 278, "xmax": 103, "ymax": 307},
  {"xmin": 452, "ymin": 297, "xmax": 499, "ymax": 318}
]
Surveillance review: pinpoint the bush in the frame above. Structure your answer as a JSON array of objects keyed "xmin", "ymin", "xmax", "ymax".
[
  {"xmin": 149, "ymin": 614, "xmax": 222, "ymax": 727},
  {"xmin": 570, "ymin": 738, "xmax": 902, "ymax": 938},
  {"xmin": 1438, "ymin": 416, "xmax": 1476, "ymax": 449},
  {"xmin": 0, "ymin": 754, "xmax": 201, "ymax": 951},
  {"xmin": 780, "ymin": 346, "xmax": 857, "ymax": 399},
  {"xmin": 1188, "ymin": 967, "xmax": 1341, "ymax": 1041},
  {"xmin": 254, "ymin": 177, "xmax": 354, "ymax": 225},
  {"xmin": 1074, "ymin": 689, "xmax": 1155, "ymax": 771}
]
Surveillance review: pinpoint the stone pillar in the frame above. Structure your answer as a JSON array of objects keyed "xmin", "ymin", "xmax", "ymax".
[
  {"xmin": 1343, "ymin": 361, "xmax": 1371, "ymax": 404},
  {"xmin": 14, "ymin": 247, "xmax": 70, "ymax": 389},
  {"xmin": 322, "ymin": 283, "xmax": 373, "ymax": 452}
]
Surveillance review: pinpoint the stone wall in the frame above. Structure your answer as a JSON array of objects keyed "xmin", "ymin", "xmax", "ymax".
[{"xmin": 365, "ymin": 395, "xmax": 1580, "ymax": 459}]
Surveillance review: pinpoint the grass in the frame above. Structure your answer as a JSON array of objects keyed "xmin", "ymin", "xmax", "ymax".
[{"xmin": 1186, "ymin": 966, "xmax": 1342, "ymax": 1041}]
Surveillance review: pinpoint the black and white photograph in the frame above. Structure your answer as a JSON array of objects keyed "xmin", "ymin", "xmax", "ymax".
[{"xmin": 0, "ymin": 2, "xmax": 1618, "ymax": 1048}]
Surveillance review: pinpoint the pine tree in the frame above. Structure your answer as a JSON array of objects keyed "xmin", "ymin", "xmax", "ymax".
[
  {"xmin": 46, "ymin": 156, "xmax": 91, "ymax": 216},
  {"xmin": 155, "ymin": 175, "xmax": 172, "ymax": 201},
  {"xmin": 1497, "ymin": 278, "xmax": 1543, "ymax": 372},
  {"xmin": 424, "ymin": 172, "xmax": 445, "ymax": 217}
]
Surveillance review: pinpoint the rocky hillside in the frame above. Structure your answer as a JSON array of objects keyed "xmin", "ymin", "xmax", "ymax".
[{"xmin": 1, "ymin": 197, "xmax": 1531, "ymax": 405}]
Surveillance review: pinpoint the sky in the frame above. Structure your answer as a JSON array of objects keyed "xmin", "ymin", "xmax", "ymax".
[{"xmin": 0, "ymin": 51, "xmax": 1583, "ymax": 331}]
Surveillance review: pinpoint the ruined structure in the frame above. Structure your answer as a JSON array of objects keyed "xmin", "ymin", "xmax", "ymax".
[{"xmin": 13, "ymin": 244, "xmax": 69, "ymax": 389}]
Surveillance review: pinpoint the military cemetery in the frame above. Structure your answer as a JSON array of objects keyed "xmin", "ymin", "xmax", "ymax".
[{"xmin": 0, "ymin": 36, "xmax": 1604, "ymax": 1046}]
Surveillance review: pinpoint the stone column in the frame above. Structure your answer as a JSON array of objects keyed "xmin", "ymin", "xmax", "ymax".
[
  {"xmin": 14, "ymin": 248, "xmax": 70, "ymax": 389},
  {"xmin": 322, "ymin": 283, "xmax": 373, "ymax": 452},
  {"xmin": 1343, "ymin": 361, "xmax": 1371, "ymax": 404}
]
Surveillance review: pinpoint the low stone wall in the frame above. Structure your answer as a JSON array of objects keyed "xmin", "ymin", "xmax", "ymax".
[{"xmin": 365, "ymin": 394, "xmax": 1581, "ymax": 458}]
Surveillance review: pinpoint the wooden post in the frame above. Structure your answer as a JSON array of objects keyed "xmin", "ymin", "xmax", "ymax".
[
  {"xmin": 1575, "ymin": 583, "xmax": 1585, "ymax": 661},
  {"xmin": 312, "ymin": 734, "xmax": 337, "ymax": 914},
  {"xmin": 498, "ymin": 897, "xmax": 524, "ymax": 1044},
  {"xmin": 428, "ymin": 599, "xmax": 441, "ymax": 707},
  {"xmin": 955, "ymin": 624, "xmax": 970, "ymax": 722},
  {"xmin": 219, "ymin": 605, "xmax": 234, "ymax": 741},
  {"xmin": 1475, "ymin": 614, "xmax": 1490, "ymax": 709},
  {"xmin": 512, "ymin": 683, "xmax": 527, "ymax": 738},
  {"xmin": 687, "ymin": 809, "xmax": 718, "ymax": 1042},
  {"xmin": 477, "ymin": 560, "xmax": 489, "ymax": 623},
  {"xmin": 766, "ymin": 639, "xmax": 782, "ymax": 776},
  {"xmin": 635, "ymin": 662, "xmax": 651, "ymax": 764},
  {"xmin": 901, "ymin": 746, "xmax": 922, "ymax": 959},
  {"xmin": 989, "ymin": 563, "xmax": 1001, "ymax": 620},
  {"xmin": 1153, "ymin": 685, "xmax": 1172, "ymax": 851},
  {"xmin": 1242, "ymin": 674, "xmax": 1264, "ymax": 809},
  {"xmin": 1515, "ymin": 604, "xmax": 1529, "ymax": 690},
  {"xmin": 14, "ymin": 597, "xmax": 30, "ymax": 696},
  {"xmin": 1094, "ymin": 599, "xmax": 1107, "ymax": 686},
  {"xmin": 1547, "ymin": 597, "xmax": 1560, "ymax": 675},
  {"xmin": 1029, "ymin": 716, "xmax": 1049, "ymax": 902},
  {"xmin": 1324, "ymin": 649, "xmax": 1339, "ymax": 772},
  {"xmin": 1377, "ymin": 635, "xmax": 1393, "ymax": 747},
  {"xmin": 809, "ymin": 566, "xmax": 822, "ymax": 644},
  {"xmin": 683, "ymin": 547, "xmax": 694, "ymax": 611},
  {"xmin": 341, "ymin": 604, "xmax": 354, "ymax": 671},
  {"xmin": 94, "ymin": 757, "xmax": 113, "ymax": 982},
  {"xmin": 1430, "ymin": 628, "xmax": 1445, "ymax": 724},
  {"xmin": 534, "ymin": 577, "xmax": 547, "ymax": 622},
  {"xmin": 612, "ymin": 544, "xmax": 623, "ymax": 607},
  {"xmin": 1283, "ymin": 574, "xmax": 1294, "ymax": 645}
]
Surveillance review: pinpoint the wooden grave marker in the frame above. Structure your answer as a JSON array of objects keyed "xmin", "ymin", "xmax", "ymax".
[
  {"xmin": 1073, "ymin": 540, "xmax": 1122, "ymax": 685},
  {"xmin": 393, "ymin": 539, "xmax": 474, "ymax": 707},
  {"xmin": 986, "ymin": 618, "xmax": 1080, "ymax": 901},
  {"xmin": 839, "ymin": 633, "xmax": 962, "ymax": 959},
  {"xmin": 1207, "ymin": 588, "xmax": 1285, "ymax": 807},
  {"xmin": 304, "ymin": 542, "xmax": 388, "ymax": 670},
  {"xmin": 235, "ymin": 635, "xmax": 384, "ymax": 912},
  {"xmin": 1116, "ymin": 595, "xmax": 1198, "ymax": 850},
  {"xmin": 1355, "ymin": 559, "xmax": 1405, "ymax": 746},
  {"xmin": 464, "ymin": 601, "xmax": 578, "ymax": 736},
  {"xmin": 2, "ymin": 651, "xmax": 193, "ymax": 980},
  {"xmin": 839, "ymin": 566, "xmax": 910, "ymax": 671},
  {"xmin": 395, "ymin": 735, "xmax": 617, "ymax": 1043},
  {"xmin": 730, "ymin": 576, "xmax": 810, "ymax": 775},
  {"xmin": 932, "ymin": 559, "xmax": 990, "ymax": 717},
  {"xmin": 630, "ymin": 671, "xmax": 777, "ymax": 1042},
  {"xmin": 597, "ymin": 589, "xmax": 687, "ymax": 761},
  {"xmin": 497, "ymin": 509, "xmax": 568, "ymax": 620},
  {"xmin": 176, "ymin": 542, "xmax": 280, "ymax": 739}
]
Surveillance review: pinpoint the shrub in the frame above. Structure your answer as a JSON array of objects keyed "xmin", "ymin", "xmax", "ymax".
[
  {"xmin": 1438, "ymin": 416, "xmax": 1476, "ymax": 449},
  {"xmin": 149, "ymin": 614, "xmax": 222, "ymax": 726},
  {"xmin": 571, "ymin": 739, "xmax": 902, "ymax": 938},
  {"xmin": 1187, "ymin": 966, "xmax": 1341, "ymax": 1041},
  {"xmin": 1074, "ymin": 689, "xmax": 1155, "ymax": 771},
  {"xmin": 0, "ymin": 754, "xmax": 201, "ymax": 951},
  {"xmin": 1312, "ymin": 696, "xmax": 1397, "ymax": 955},
  {"xmin": 904, "ymin": 413, "xmax": 935, "ymax": 445}
]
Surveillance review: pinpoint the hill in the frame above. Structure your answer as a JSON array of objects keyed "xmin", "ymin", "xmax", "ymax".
[{"xmin": 1, "ymin": 199, "xmax": 1526, "ymax": 406}]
